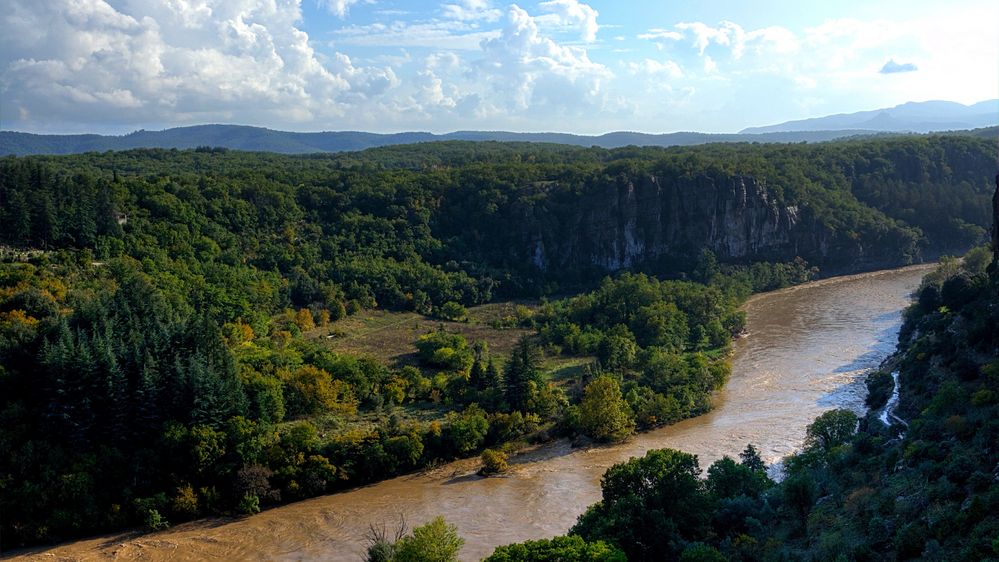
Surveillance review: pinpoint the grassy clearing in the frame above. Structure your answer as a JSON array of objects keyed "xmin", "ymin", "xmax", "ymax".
[
  {"xmin": 317, "ymin": 301, "xmax": 537, "ymax": 367},
  {"xmin": 544, "ymin": 356, "xmax": 595, "ymax": 383},
  {"xmin": 305, "ymin": 403, "xmax": 446, "ymax": 440}
]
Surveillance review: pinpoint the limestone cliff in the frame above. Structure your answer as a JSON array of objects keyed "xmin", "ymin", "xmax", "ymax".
[
  {"xmin": 508, "ymin": 174, "xmax": 905, "ymax": 275},
  {"xmin": 990, "ymin": 172, "xmax": 999, "ymax": 275}
]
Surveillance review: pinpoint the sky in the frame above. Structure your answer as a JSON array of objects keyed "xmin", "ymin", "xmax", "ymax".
[{"xmin": 1, "ymin": 0, "xmax": 997, "ymax": 135}]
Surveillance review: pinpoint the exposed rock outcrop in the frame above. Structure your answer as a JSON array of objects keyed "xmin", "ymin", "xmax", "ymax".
[
  {"xmin": 511, "ymin": 174, "xmax": 884, "ymax": 275},
  {"xmin": 990, "ymin": 173, "xmax": 999, "ymax": 276}
]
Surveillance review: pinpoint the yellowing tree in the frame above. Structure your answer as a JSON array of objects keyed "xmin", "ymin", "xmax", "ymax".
[
  {"xmin": 579, "ymin": 375, "xmax": 635, "ymax": 442},
  {"xmin": 282, "ymin": 366, "xmax": 358, "ymax": 417},
  {"xmin": 294, "ymin": 308, "xmax": 316, "ymax": 331}
]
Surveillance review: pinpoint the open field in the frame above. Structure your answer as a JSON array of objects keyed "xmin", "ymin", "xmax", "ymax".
[{"xmin": 316, "ymin": 301, "xmax": 538, "ymax": 366}]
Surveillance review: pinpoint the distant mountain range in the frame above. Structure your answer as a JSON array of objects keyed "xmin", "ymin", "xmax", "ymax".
[
  {"xmin": 1, "ymin": 99, "xmax": 995, "ymax": 156},
  {"xmin": 0, "ymin": 126, "xmax": 890, "ymax": 156},
  {"xmin": 741, "ymin": 99, "xmax": 997, "ymax": 134}
]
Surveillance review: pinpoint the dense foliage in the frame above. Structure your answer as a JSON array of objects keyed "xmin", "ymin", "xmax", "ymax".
[
  {"xmin": 537, "ymin": 273, "xmax": 745, "ymax": 436},
  {"xmin": 492, "ymin": 245, "xmax": 999, "ymax": 561},
  {"xmin": 0, "ymin": 136, "xmax": 994, "ymax": 550}
]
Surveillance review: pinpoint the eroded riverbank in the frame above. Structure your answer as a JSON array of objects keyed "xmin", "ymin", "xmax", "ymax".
[{"xmin": 10, "ymin": 264, "xmax": 934, "ymax": 562}]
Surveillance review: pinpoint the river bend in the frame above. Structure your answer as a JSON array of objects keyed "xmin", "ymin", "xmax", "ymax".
[{"xmin": 14, "ymin": 265, "xmax": 932, "ymax": 562}]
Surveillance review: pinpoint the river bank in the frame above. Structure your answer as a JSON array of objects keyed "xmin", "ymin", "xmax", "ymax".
[{"xmin": 9, "ymin": 264, "xmax": 935, "ymax": 562}]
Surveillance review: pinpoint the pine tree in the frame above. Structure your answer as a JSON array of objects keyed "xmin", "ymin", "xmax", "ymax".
[
  {"xmin": 484, "ymin": 358, "xmax": 502, "ymax": 390},
  {"xmin": 469, "ymin": 358, "xmax": 485, "ymax": 390},
  {"xmin": 504, "ymin": 337, "xmax": 542, "ymax": 412},
  {"xmin": 2, "ymin": 190, "xmax": 31, "ymax": 245}
]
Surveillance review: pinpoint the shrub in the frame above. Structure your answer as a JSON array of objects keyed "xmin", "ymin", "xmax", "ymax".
[
  {"xmin": 481, "ymin": 449, "xmax": 509, "ymax": 475},
  {"xmin": 438, "ymin": 301, "xmax": 468, "ymax": 322},
  {"xmin": 237, "ymin": 493, "xmax": 261, "ymax": 515}
]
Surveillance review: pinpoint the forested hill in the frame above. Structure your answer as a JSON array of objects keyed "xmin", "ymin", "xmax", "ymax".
[
  {"xmin": 5, "ymin": 133, "xmax": 996, "ymax": 285},
  {"xmin": 0, "ymin": 123, "xmax": 958, "ymax": 156}
]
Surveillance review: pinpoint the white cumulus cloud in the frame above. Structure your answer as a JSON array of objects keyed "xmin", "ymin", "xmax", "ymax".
[
  {"xmin": 0, "ymin": 0, "xmax": 398, "ymax": 129},
  {"xmin": 477, "ymin": 4, "xmax": 610, "ymax": 115},
  {"xmin": 538, "ymin": 0, "xmax": 599, "ymax": 42},
  {"xmin": 318, "ymin": 0, "xmax": 367, "ymax": 18}
]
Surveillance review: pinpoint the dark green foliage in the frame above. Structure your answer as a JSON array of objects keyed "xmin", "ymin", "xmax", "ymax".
[
  {"xmin": 571, "ymin": 448, "xmax": 714, "ymax": 561},
  {"xmin": 503, "ymin": 337, "xmax": 545, "ymax": 413},
  {"xmin": 679, "ymin": 544, "xmax": 727, "ymax": 562},
  {"xmin": 803, "ymin": 408, "xmax": 858, "ymax": 453}
]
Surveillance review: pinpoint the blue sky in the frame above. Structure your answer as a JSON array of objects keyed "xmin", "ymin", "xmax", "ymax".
[{"xmin": 1, "ymin": 0, "xmax": 996, "ymax": 134}]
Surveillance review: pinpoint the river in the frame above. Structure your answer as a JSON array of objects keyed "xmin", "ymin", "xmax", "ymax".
[{"xmin": 12, "ymin": 264, "xmax": 933, "ymax": 562}]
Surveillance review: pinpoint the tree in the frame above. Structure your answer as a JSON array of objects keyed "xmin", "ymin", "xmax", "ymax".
[
  {"xmin": 415, "ymin": 329, "xmax": 474, "ymax": 372},
  {"xmin": 705, "ymin": 456, "xmax": 771, "ymax": 500},
  {"xmin": 504, "ymin": 337, "xmax": 543, "ymax": 413},
  {"xmin": 572, "ymin": 448, "xmax": 712, "ymax": 561},
  {"xmin": 282, "ymin": 366, "xmax": 357, "ymax": 417},
  {"xmin": 437, "ymin": 301, "xmax": 468, "ymax": 322},
  {"xmin": 394, "ymin": 516, "xmax": 464, "ymax": 562},
  {"xmin": 578, "ymin": 376, "xmax": 635, "ymax": 442},
  {"xmin": 739, "ymin": 444, "xmax": 766, "ymax": 472},
  {"xmin": 804, "ymin": 409, "xmax": 858, "ymax": 452},
  {"xmin": 446, "ymin": 405, "xmax": 489, "ymax": 454},
  {"xmin": 596, "ymin": 334, "xmax": 637, "ymax": 371}
]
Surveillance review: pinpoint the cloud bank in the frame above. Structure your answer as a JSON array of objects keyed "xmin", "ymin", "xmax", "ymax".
[{"xmin": 0, "ymin": 0, "xmax": 995, "ymax": 134}]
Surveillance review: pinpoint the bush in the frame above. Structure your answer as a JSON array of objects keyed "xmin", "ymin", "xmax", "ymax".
[
  {"xmin": 485, "ymin": 535, "xmax": 626, "ymax": 561},
  {"xmin": 143, "ymin": 509, "xmax": 170, "ymax": 531},
  {"xmin": 171, "ymin": 485, "xmax": 199, "ymax": 518},
  {"xmin": 481, "ymin": 449, "xmax": 509, "ymax": 475},
  {"xmin": 237, "ymin": 493, "xmax": 261, "ymax": 515},
  {"xmin": 438, "ymin": 301, "xmax": 468, "ymax": 322}
]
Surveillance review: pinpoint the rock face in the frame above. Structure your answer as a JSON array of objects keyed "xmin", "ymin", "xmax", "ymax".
[
  {"xmin": 513, "ymin": 174, "xmax": 845, "ymax": 274},
  {"xmin": 991, "ymin": 173, "xmax": 999, "ymax": 275}
]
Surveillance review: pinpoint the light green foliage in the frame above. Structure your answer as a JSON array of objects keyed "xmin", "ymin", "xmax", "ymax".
[
  {"xmin": 537, "ymin": 273, "xmax": 736, "ymax": 431},
  {"xmin": 437, "ymin": 301, "xmax": 468, "ymax": 322},
  {"xmin": 237, "ymin": 493, "xmax": 260, "ymax": 515},
  {"xmin": 415, "ymin": 329, "xmax": 474, "ymax": 372},
  {"xmin": 2, "ymin": 134, "xmax": 996, "ymax": 547},
  {"xmin": 394, "ymin": 517, "xmax": 464, "ymax": 562},
  {"xmin": 485, "ymin": 535, "xmax": 626, "ymax": 561},
  {"xmin": 578, "ymin": 376, "xmax": 635, "ymax": 442}
]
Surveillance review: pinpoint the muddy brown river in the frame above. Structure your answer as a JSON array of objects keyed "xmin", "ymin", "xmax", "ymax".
[{"xmin": 12, "ymin": 265, "xmax": 933, "ymax": 562}]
